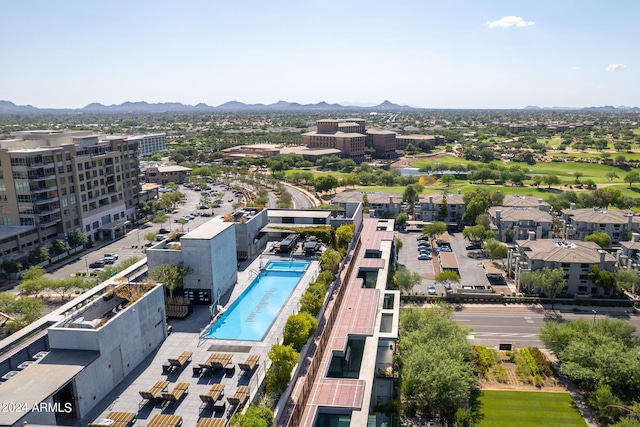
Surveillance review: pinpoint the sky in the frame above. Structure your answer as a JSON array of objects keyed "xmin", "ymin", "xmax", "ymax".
[{"xmin": 1, "ymin": 0, "xmax": 638, "ymax": 109}]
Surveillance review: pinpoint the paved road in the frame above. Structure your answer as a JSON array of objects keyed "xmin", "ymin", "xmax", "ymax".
[
  {"xmin": 452, "ymin": 305, "xmax": 640, "ymax": 349},
  {"xmin": 287, "ymin": 185, "xmax": 314, "ymax": 209},
  {"xmin": 47, "ymin": 183, "xmax": 238, "ymax": 280}
]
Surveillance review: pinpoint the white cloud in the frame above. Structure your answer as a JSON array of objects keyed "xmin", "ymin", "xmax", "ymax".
[
  {"xmin": 606, "ymin": 64, "xmax": 627, "ymax": 72},
  {"xmin": 485, "ymin": 16, "xmax": 535, "ymax": 28}
]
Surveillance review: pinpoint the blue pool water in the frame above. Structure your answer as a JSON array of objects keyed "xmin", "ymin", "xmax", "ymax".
[{"xmin": 204, "ymin": 260, "xmax": 310, "ymax": 341}]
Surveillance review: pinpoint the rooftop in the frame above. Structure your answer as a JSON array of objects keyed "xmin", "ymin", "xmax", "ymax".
[
  {"xmin": 181, "ymin": 221, "xmax": 234, "ymax": 240},
  {"xmin": 516, "ymin": 239, "xmax": 616, "ymax": 263}
]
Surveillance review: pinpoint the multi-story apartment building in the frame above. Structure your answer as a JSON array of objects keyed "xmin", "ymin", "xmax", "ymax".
[
  {"xmin": 502, "ymin": 194, "xmax": 551, "ymax": 212},
  {"xmin": 562, "ymin": 204, "xmax": 640, "ymax": 245},
  {"xmin": 303, "ymin": 119, "xmax": 366, "ymax": 164},
  {"xmin": 126, "ymin": 133, "xmax": 167, "ymax": 158},
  {"xmin": 0, "ymin": 130, "xmax": 140, "ymax": 256},
  {"xmin": 510, "ymin": 237, "xmax": 617, "ymax": 296},
  {"xmin": 487, "ymin": 206, "xmax": 554, "ymax": 242},
  {"xmin": 414, "ymin": 192, "xmax": 466, "ymax": 224}
]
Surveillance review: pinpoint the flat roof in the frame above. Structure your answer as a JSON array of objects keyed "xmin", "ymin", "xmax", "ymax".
[
  {"xmin": 157, "ymin": 165, "xmax": 191, "ymax": 173},
  {"xmin": 267, "ymin": 210, "xmax": 331, "ymax": 219},
  {"xmin": 0, "ymin": 225, "xmax": 36, "ymax": 240},
  {"xmin": 0, "ymin": 350, "xmax": 99, "ymax": 425},
  {"xmin": 438, "ymin": 252, "xmax": 459, "ymax": 269},
  {"xmin": 181, "ymin": 221, "xmax": 234, "ymax": 240}
]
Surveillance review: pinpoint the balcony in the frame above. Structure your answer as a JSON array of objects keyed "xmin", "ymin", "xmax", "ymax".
[{"xmin": 29, "ymin": 185, "xmax": 57, "ymax": 193}]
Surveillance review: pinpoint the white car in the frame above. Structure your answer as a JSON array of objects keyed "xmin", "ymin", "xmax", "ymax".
[
  {"xmin": 100, "ymin": 256, "xmax": 117, "ymax": 264},
  {"xmin": 103, "ymin": 253, "xmax": 118, "ymax": 260},
  {"xmin": 418, "ymin": 253, "xmax": 432, "ymax": 260},
  {"xmin": 428, "ymin": 285, "xmax": 437, "ymax": 295}
]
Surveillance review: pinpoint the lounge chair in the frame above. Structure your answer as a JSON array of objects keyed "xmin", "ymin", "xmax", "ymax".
[
  {"xmin": 238, "ymin": 355, "xmax": 259, "ymax": 374},
  {"xmin": 88, "ymin": 412, "xmax": 137, "ymax": 427},
  {"xmin": 139, "ymin": 380, "xmax": 169, "ymax": 407},
  {"xmin": 161, "ymin": 382, "xmax": 189, "ymax": 406},
  {"xmin": 199, "ymin": 384, "xmax": 225, "ymax": 411},
  {"xmin": 140, "ymin": 414, "xmax": 183, "ymax": 427},
  {"xmin": 196, "ymin": 418, "xmax": 228, "ymax": 427},
  {"xmin": 227, "ymin": 385, "xmax": 249, "ymax": 408},
  {"xmin": 167, "ymin": 351, "xmax": 192, "ymax": 371},
  {"xmin": 201, "ymin": 353, "xmax": 232, "ymax": 374}
]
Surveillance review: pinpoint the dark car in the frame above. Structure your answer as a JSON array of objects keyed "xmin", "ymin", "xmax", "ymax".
[
  {"xmin": 89, "ymin": 261, "xmax": 105, "ymax": 269},
  {"xmin": 466, "ymin": 241, "xmax": 483, "ymax": 250},
  {"xmin": 158, "ymin": 228, "xmax": 170, "ymax": 234}
]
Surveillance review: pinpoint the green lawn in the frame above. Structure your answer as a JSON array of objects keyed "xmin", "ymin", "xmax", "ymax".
[{"xmin": 476, "ymin": 390, "xmax": 586, "ymax": 427}]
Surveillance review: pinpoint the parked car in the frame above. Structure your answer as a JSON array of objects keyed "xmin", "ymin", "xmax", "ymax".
[
  {"xmin": 89, "ymin": 261, "xmax": 105, "ymax": 269},
  {"xmin": 201, "ymin": 212, "xmax": 212, "ymax": 217},
  {"xmin": 466, "ymin": 242, "xmax": 483, "ymax": 250},
  {"xmin": 103, "ymin": 253, "xmax": 118, "ymax": 260},
  {"xmin": 436, "ymin": 246, "xmax": 452, "ymax": 253},
  {"xmin": 100, "ymin": 256, "xmax": 116, "ymax": 264},
  {"xmin": 158, "ymin": 228, "xmax": 170, "ymax": 234},
  {"xmin": 418, "ymin": 241, "xmax": 430, "ymax": 248},
  {"xmin": 418, "ymin": 253, "xmax": 432, "ymax": 260},
  {"xmin": 427, "ymin": 285, "xmax": 437, "ymax": 295},
  {"xmin": 227, "ymin": 198, "xmax": 234, "ymax": 202},
  {"xmin": 92, "ymin": 268, "xmax": 105, "ymax": 273},
  {"xmin": 417, "ymin": 235, "xmax": 428, "ymax": 241},
  {"xmin": 213, "ymin": 203, "xmax": 221, "ymax": 208}
]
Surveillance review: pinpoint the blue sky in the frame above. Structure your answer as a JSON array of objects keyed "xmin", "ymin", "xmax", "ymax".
[{"xmin": 1, "ymin": 0, "xmax": 638, "ymax": 109}]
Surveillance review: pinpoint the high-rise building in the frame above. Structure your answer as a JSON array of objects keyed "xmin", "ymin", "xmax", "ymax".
[{"xmin": 0, "ymin": 130, "xmax": 140, "ymax": 256}]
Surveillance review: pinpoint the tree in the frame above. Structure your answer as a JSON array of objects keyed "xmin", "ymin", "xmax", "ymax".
[
  {"xmin": 422, "ymin": 222, "xmax": 447, "ymax": 241},
  {"xmin": 462, "ymin": 225, "xmax": 493, "ymax": 242},
  {"xmin": 536, "ymin": 267, "xmax": 566, "ymax": 308},
  {"xmin": 177, "ymin": 218, "xmax": 188, "ymax": 232},
  {"xmin": 435, "ymin": 270, "xmax": 461, "ymax": 290},
  {"xmin": 395, "ymin": 213, "xmax": 408, "ymax": 230},
  {"xmin": 300, "ymin": 291, "xmax": 324, "ymax": 316},
  {"xmin": 145, "ymin": 232, "xmax": 157, "ymax": 246},
  {"xmin": 50, "ymin": 239, "xmax": 70, "ymax": 256},
  {"xmin": 266, "ymin": 344, "xmax": 299, "ymax": 395},
  {"xmin": 584, "ymin": 231, "xmax": 611, "ymax": 248},
  {"xmin": 21, "ymin": 265, "xmax": 45, "ymax": 281},
  {"xmin": 335, "ymin": 224, "xmax": 354, "ymax": 249},
  {"xmin": 439, "ymin": 193, "xmax": 449, "ymax": 220},
  {"xmin": 475, "ymin": 213, "xmax": 491, "ymax": 230},
  {"xmin": 319, "ymin": 249, "xmax": 342, "ymax": 274},
  {"xmin": 617, "ymin": 269, "xmax": 640, "ymax": 294},
  {"xmin": 230, "ymin": 404, "xmax": 274, "ymax": 427},
  {"xmin": 543, "ymin": 174, "xmax": 561, "ymax": 189},
  {"xmin": 483, "ymin": 239, "xmax": 508, "ymax": 265},
  {"xmin": 152, "ymin": 213, "xmax": 169, "ymax": 229},
  {"xmin": 606, "ymin": 172, "xmax": 620, "ymax": 181},
  {"xmin": 396, "ymin": 266, "xmax": 422, "ymax": 293},
  {"xmin": 400, "ymin": 306, "xmax": 476, "ymax": 422},
  {"xmin": 588, "ymin": 265, "xmax": 618, "ymax": 294},
  {"xmin": 283, "ymin": 312, "xmax": 317, "ymax": 351},
  {"xmin": 440, "ymin": 174, "xmax": 455, "ymax": 187},
  {"xmin": 1, "ymin": 259, "xmax": 22, "ymax": 279},
  {"xmin": 149, "ymin": 262, "xmax": 192, "ymax": 299},
  {"xmin": 66, "ymin": 230, "xmax": 88, "ymax": 248},
  {"xmin": 402, "ymin": 184, "xmax": 419, "ymax": 203},
  {"xmin": 28, "ymin": 246, "xmax": 49, "ymax": 265},
  {"xmin": 625, "ymin": 171, "xmax": 640, "ymax": 188}
]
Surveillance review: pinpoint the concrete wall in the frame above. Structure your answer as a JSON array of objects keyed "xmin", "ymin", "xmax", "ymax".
[
  {"xmin": 181, "ymin": 225, "xmax": 237, "ymax": 302},
  {"xmin": 47, "ymin": 285, "xmax": 166, "ymax": 419}
]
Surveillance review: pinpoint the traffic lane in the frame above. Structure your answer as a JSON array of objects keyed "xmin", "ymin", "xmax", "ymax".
[{"xmin": 454, "ymin": 308, "xmax": 546, "ymax": 348}]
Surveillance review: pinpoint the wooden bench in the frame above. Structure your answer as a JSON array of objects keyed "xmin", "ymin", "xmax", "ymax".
[
  {"xmin": 199, "ymin": 384, "xmax": 225, "ymax": 411},
  {"xmin": 161, "ymin": 382, "xmax": 189, "ymax": 406},
  {"xmin": 138, "ymin": 380, "xmax": 169, "ymax": 407},
  {"xmin": 140, "ymin": 414, "xmax": 182, "ymax": 427},
  {"xmin": 167, "ymin": 351, "xmax": 192, "ymax": 372},
  {"xmin": 238, "ymin": 355, "xmax": 259, "ymax": 373},
  {"xmin": 227, "ymin": 385, "xmax": 249, "ymax": 408},
  {"xmin": 196, "ymin": 418, "xmax": 228, "ymax": 427}
]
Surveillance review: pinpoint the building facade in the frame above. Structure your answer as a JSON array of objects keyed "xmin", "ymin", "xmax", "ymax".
[
  {"xmin": 0, "ymin": 130, "xmax": 140, "ymax": 248},
  {"xmin": 562, "ymin": 205, "xmax": 640, "ymax": 244},
  {"xmin": 487, "ymin": 206, "xmax": 554, "ymax": 242},
  {"xmin": 127, "ymin": 133, "xmax": 167, "ymax": 158}
]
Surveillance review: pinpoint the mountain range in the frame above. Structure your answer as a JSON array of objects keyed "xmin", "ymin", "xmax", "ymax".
[
  {"xmin": 0, "ymin": 99, "xmax": 638, "ymax": 114},
  {"xmin": 0, "ymin": 99, "xmax": 413, "ymax": 114}
]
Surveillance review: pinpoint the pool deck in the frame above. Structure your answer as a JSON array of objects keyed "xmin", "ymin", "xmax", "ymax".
[{"xmin": 77, "ymin": 253, "xmax": 320, "ymax": 427}]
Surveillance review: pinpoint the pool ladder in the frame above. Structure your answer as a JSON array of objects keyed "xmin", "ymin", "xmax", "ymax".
[{"xmin": 249, "ymin": 269, "xmax": 259, "ymax": 278}]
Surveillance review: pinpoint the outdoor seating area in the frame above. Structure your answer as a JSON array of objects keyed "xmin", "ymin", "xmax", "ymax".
[
  {"xmin": 238, "ymin": 355, "xmax": 259, "ymax": 374},
  {"xmin": 139, "ymin": 414, "xmax": 183, "ymax": 427},
  {"xmin": 226, "ymin": 385, "xmax": 249, "ymax": 408},
  {"xmin": 167, "ymin": 351, "xmax": 193, "ymax": 372},
  {"xmin": 161, "ymin": 382, "xmax": 190, "ymax": 406},
  {"xmin": 88, "ymin": 411, "xmax": 137, "ymax": 427},
  {"xmin": 139, "ymin": 381, "xmax": 169, "ymax": 407},
  {"xmin": 199, "ymin": 384, "xmax": 225, "ymax": 411}
]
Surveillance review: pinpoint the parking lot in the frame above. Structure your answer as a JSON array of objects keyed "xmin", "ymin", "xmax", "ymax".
[{"xmin": 396, "ymin": 229, "xmax": 496, "ymax": 296}]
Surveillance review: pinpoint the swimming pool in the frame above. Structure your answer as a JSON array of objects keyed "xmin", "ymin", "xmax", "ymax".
[{"xmin": 204, "ymin": 260, "xmax": 310, "ymax": 341}]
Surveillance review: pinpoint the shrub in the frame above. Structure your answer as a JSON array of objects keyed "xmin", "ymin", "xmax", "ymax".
[
  {"xmin": 283, "ymin": 312, "xmax": 318, "ymax": 351},
  {"xmin": 300, "ymin": 292, "xmax": 323, "ymax": 317}
]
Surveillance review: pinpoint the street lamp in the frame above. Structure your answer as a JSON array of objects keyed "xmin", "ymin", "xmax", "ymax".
[{"xmin": 592, "ymin": 309, "xmax": 597, "ymax": 323}]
